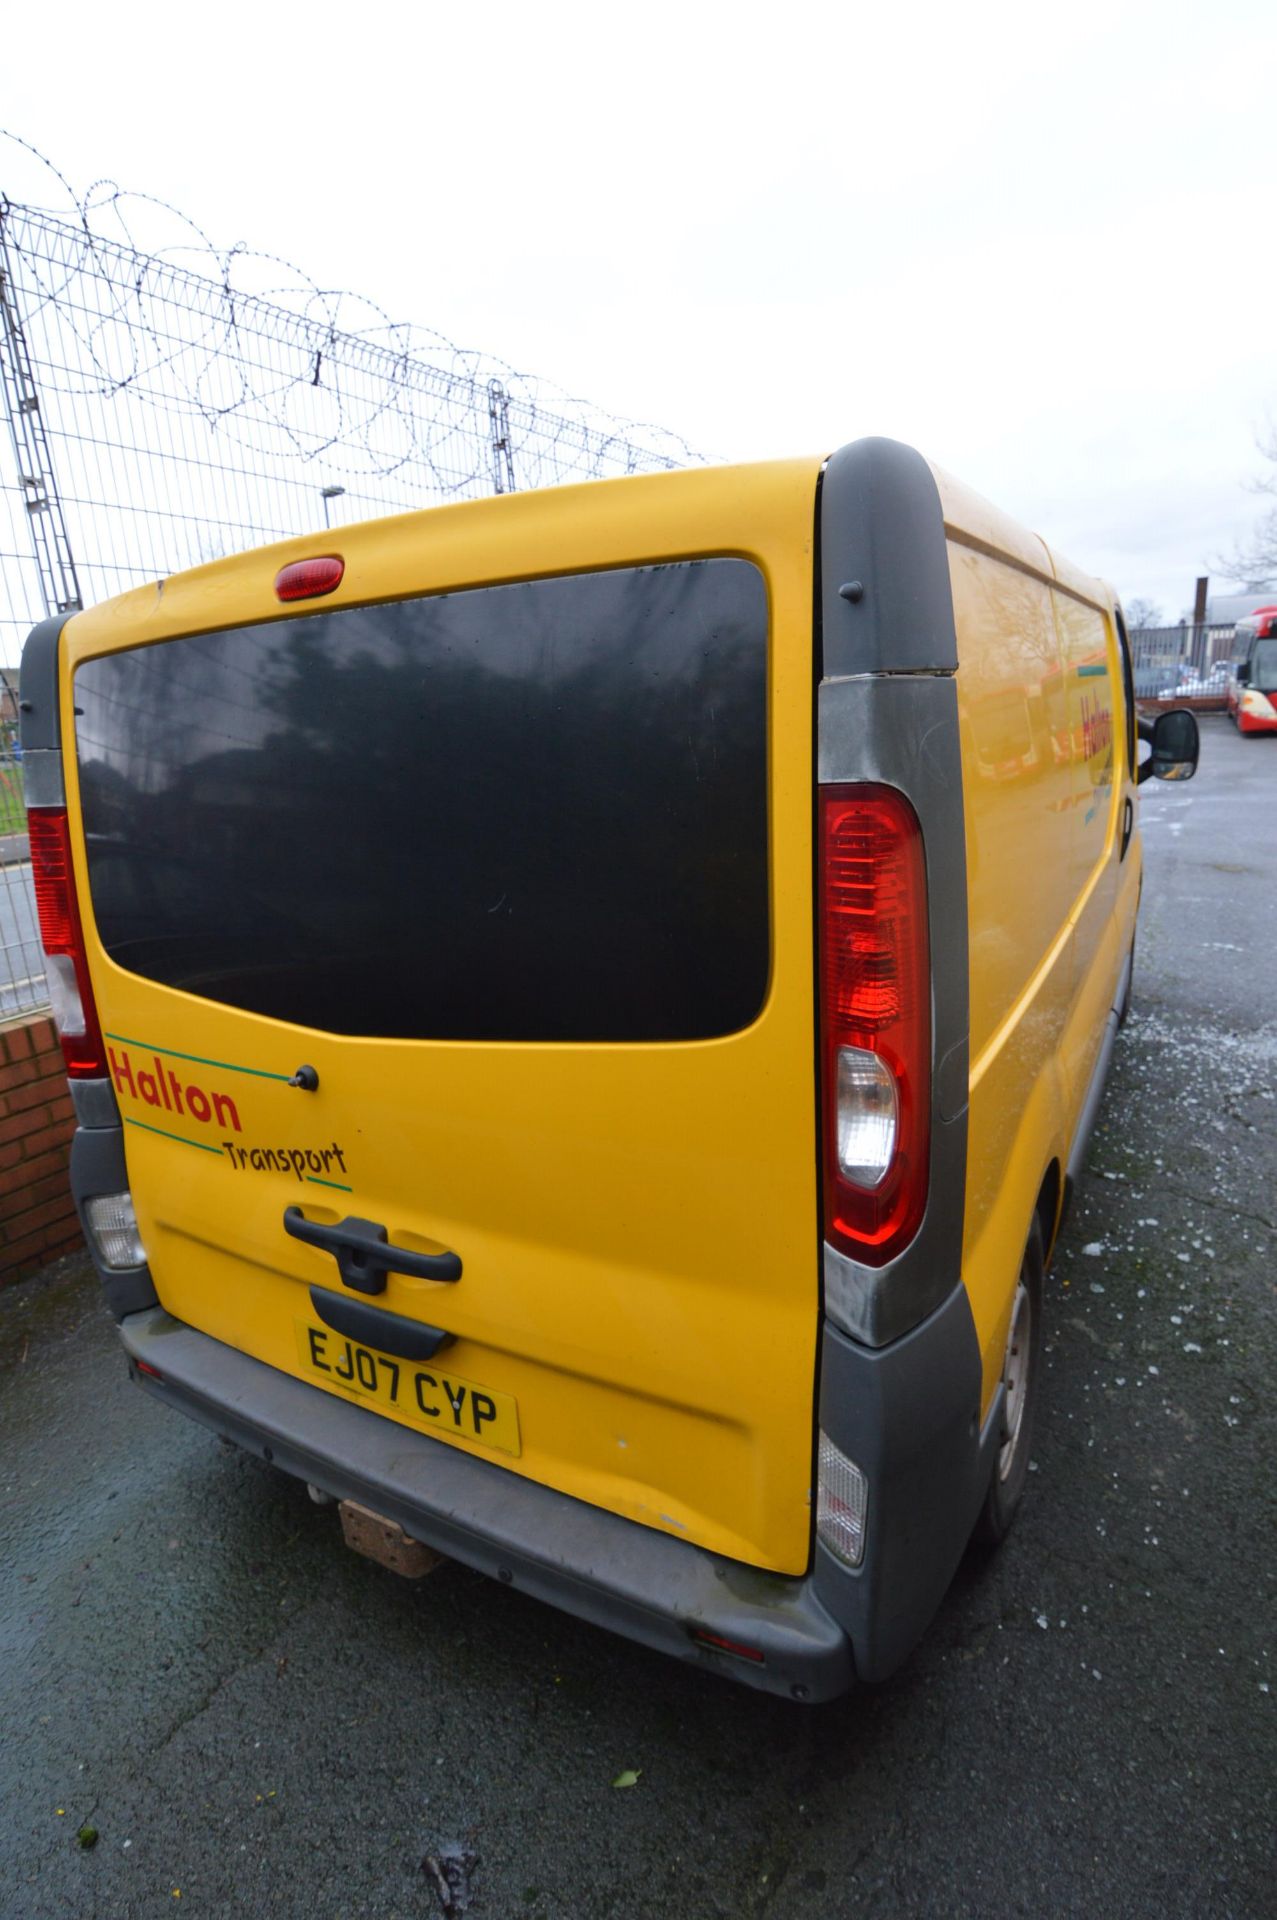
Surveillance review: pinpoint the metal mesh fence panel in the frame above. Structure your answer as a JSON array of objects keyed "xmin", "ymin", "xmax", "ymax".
[
  {"xmin": 1129, "ymin": 624, "xmax": 1237, "ymax": 701},
  {"xmin": 0, "ymin": 750, "xmax": 40, "ymax": 1018},
  {"xmin": 0, "ymin": 195, "xmax": 704, "ymax": 667},
  {"xmin": 0, "ymin": 162, "xmax": 705, "ymax": 1013}
]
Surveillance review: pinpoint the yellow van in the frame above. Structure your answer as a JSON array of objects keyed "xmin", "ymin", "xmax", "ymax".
[{"xmin": 22, "ymin": 439, "xmax": 1198, "ymax": 1700}]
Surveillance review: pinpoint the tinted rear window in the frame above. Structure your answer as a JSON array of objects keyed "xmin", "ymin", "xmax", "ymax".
[{"xmin": 74, "ymin": 560, "xmax": 770, "ymax": 1041}]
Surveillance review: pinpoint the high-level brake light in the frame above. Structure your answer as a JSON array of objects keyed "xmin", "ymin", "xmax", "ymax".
[
  {"xmin": 28, "ymin": 807, "xmax": 106, "ymax": 1079},
  {"xmin": 275, "ymin": 555, "xmax": 345, "ymax": 601},
  {"xmin": 819, "ymin": 785, "xmax": 930, "ymax": 1266}
]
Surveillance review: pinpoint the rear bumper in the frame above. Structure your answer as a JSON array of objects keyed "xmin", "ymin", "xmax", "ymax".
[
  {"xmin": 115, "ymin": 1268, "xmax": 992, "ymax": 1703},
  {"xmin": 116, "ymin": 1306, "xmax": 853, "ymax": 1702}
]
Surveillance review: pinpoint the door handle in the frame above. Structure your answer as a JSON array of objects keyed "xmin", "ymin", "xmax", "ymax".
[
  {"xmin": 308, "ymin": 1285, "xmax": 455, "ymax": 1360},
  {"xmin": 284, "ymin": 1207, "xmax": 462, "ymax": 1295}
]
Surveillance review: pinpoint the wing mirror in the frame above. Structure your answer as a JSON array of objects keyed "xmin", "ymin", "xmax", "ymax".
[{"xmin": 1137, "ymin": 708, "xmax": 1200, "ymax": 784}]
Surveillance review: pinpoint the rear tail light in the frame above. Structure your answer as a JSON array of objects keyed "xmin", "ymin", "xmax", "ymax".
[
  {"xmin": 28, "ymin": 807, "xmax": 107, "ymax": 1079},
  {"xmin": 819, "ymin": 785, "xmax": 930, "ymax": 1266}
]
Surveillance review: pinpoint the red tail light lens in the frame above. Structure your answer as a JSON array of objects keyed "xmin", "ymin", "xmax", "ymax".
[
  {"xmin": 275, "ymin": 555, "xmax": 345, "ymax": 601},
  {"xmin": 28, "ymin": 807, "xmax": 107, "ymax": 1079},
  {"xmin": 819, "ymin": 785, "xmax": 930, "ymax": 1266}
]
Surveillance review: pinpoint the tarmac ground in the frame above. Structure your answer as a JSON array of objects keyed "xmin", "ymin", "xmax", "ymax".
[{"xmin": 1, "ymin": 716, "xmax": 1273, "ymax": 1918}]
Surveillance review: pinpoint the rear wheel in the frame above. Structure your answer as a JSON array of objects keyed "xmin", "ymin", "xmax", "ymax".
[{"xmin": 974, "ymin": 1219, "xmax": 1044, "ymax": 1546}]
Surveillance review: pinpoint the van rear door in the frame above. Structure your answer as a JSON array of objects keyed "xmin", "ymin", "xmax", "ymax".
[{"xmin": 63, "ymin": 464, "xmax": 822, "ymax": 1575}]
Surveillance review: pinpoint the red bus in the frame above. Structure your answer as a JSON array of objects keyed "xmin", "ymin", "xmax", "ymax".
[{"xmin": 1228, "ymin": 607, "xmax": 1277, "ymax": 734}]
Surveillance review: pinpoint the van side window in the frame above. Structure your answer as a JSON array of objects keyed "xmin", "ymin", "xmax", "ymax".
[{"xmin": 1114, "ymin": 606, "xmax": 1137, "ymax": 777}]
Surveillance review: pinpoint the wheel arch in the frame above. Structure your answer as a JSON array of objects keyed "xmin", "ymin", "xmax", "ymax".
[{"xmin": 1036, "ymin": 1159, "xmax": 1063, "ymax": 1266}]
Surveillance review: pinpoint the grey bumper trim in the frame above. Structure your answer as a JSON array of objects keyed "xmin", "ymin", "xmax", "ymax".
[
  {"xmin": 815, "ymin": 445, "xmax": 970, "ymax": 1348},
  {"xmin": 70, "ymin": 1075, "xmax": 121, "ymax": 1131},
  {"xmin": 814, "ymin": 1279, "xmax": 991, "ymax": 1681},
  {"xmin": 19, "ymin": 612, "xmax": 75, "ymax": 755},
  {"xmin": 70, "ymin": 1121, "xmax": 158, "ymax": 1319},
  {"xmin": 116, "ymin": 1308, "xmax": 854, "ymax": 1703}
]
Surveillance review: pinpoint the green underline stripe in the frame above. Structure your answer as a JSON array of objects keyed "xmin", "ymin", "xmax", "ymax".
[
  {"xmin": 307, "ymin": 1175, "xmax": 353, "ymax": 1192},
  {"xmin": 105, "ymin": 1032, "xmax": 292, "ymax": 1082},
  {"xmin": 1076, "ymin": 663, "xmax": 1107, "ymax": 677},
  {"xmin": 125, "ymin": 1115, "xmax": 224, "ymax": 1155}
]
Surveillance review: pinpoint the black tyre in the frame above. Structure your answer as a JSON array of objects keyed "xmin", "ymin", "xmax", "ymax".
[{"xmin": 973, "ymin": 1218, "xmax": 1045, "ymax": 1546}]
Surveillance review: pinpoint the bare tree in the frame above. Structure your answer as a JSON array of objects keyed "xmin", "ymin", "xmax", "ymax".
[
  {"xmin": 1217, "ymin": 420, "xmax": 1277, "ymax": 590},
  {"xmin": 1124, "ymin": 596, "xmax": 1165, "ymax": 630}
]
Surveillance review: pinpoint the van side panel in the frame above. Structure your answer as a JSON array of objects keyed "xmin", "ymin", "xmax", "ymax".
[
  {"xmin": 1050, "ymin": 586, "xmax": 1125, "ymax": 1137},
  {"xmin": 949, "ymin": 518, "xmax": 1133, "ymax": 1409},
  {"xmin": 949, "ymin": 541, "xmax": 1077, "ymax": 1405}
]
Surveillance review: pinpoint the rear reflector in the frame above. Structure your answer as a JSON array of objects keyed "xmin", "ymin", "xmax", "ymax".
[
  {"xmin": 819, "ymin": 785, "xmax": 930, "ymax": 1266},
  {"xmin": 816, "ymin": 1431, "xmax": 868, "ymax": 1567},
  {"xmin": 134, "ymin": 1360, "xmax": 164, "ymax": 1382},
  {"xmin": 84, "ymin": 1191, "xmax": 146, "ymax": 1270},
  {"xmin": 28, "ymin": 807, "xmax": 107, "ymax": 1078},
  {"xmin": 690, "ymin": 1629, "xmax": 765, "ymax": 1664},
  {"xmin": 275, "ymin": 555, "xmax": 344, "ymax": 601}
]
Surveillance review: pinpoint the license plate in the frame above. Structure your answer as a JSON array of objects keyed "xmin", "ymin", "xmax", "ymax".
[{"xmin": 294, "ymin": 1321, "xmax": 521, "ymax": 1457}]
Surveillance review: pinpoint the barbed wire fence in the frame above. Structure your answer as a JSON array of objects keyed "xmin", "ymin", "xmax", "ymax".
[{"xmin": 0, "ymin": 134, "xmax": 706, "ymax": 1016}]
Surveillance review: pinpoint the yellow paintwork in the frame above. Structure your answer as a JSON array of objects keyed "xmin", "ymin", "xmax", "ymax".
[
  {"xmin": 59, "ymin": 450, "xmax": 1141, "ymax": 1572},
  {"xmin": 60, "ymin": 461, "xmax": 824, "ymax": 1575},
  {"xmin": 931, "ymin": 464, "xmax": 1139, "ymax": 1410}
]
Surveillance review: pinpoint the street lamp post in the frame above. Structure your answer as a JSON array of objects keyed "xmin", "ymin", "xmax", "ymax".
[{"xmin": 321, "ymin": 485, "xmax": 346, "ymax": 529}]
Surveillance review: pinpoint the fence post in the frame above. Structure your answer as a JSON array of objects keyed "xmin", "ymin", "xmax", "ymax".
[
  {"xmin": 487, "ymin": 378, "xmax": 516, "ymax": 496},
  {"xmin": 0, "ymin": 200, "xmax": 82, "ymax": 621},
  {"xmin": 1190, "ymin": 576, "xmax": 1209, "ymax": 678}
]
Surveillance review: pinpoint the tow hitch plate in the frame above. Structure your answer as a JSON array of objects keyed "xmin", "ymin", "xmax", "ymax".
[{"xmin": 338, "ymin": 1499, "xmax": 447, "ymax": 1578}]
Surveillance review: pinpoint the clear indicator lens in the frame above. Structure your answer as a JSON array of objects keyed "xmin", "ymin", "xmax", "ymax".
[
  {"xmin": 835, "ymin": 1045, "xmax": 898, "ymax": 1188},
  {"xmin": 84, "ymin": 1191, "xmax": 145, "ymax": 1270},
  {"xmin": 43, "ymin": 952, "xmax": 86, "ymax": 1037},
  {"xmin": 816, "ymin": 1430, "xmax": 868, "ymax": 1568}
]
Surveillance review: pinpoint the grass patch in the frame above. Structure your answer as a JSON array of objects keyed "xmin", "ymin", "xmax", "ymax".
[{"xmin": 0, "ymin": 762, "xmax": 26, "ymax": 835}]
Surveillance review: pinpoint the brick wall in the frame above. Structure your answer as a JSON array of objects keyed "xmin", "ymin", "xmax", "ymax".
[{"xmin": 0, "ymin": 1013, "xmax": 82, "ymax": 1284}]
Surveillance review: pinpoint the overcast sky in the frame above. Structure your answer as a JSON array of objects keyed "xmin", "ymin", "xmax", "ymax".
[{"xmin": 3, "ymin": 0, "xmax": 1275, "ymax": 620}]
